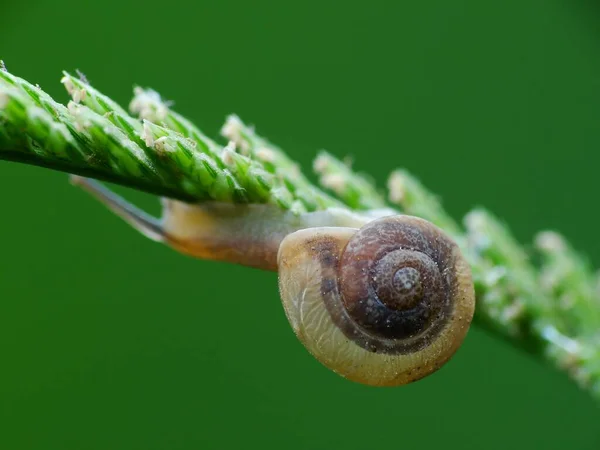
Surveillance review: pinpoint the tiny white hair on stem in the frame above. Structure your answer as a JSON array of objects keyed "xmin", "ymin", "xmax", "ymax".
[
  {"xmin": 221, "ymin": 141, "xmax": 238, "ymax": 166},
  {"xmin": 321, "ymin": 173, "xmax": 346, "ymax": 195},
  {"xmin": 312, "ymin": 153, "xmax": 329, "ymax": 173},
  {"xmin": 61, "ymin": 75, "xmax": 87, "ymax": 104},
  {"xmin": 535, "ymin": 231, "xmax": 567, "ymax": 253},
  {"xmin": 67, "ymin": 101, "xmax": 91, "ymax": 132},
  {"xmin": 221, "ymin": 114, "xmax": 251, "ymax": 153},
  {"xmin": 256, "ymin": 147, "xmax": 275, "ymax": 163},
  {"xmin": 129, "ymin": 87, "xmax": 168, "ymax": 122},
  {"xmin": 387, "ymin": 171, "xmax": 406, "ymax": 204},
  {"xmin": 153, "ymin": 136, "xmax": 172, "ymax": 153}
]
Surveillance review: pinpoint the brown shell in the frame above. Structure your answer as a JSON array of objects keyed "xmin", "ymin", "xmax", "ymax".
[{"xmin": 277, "ymin": 215, "xmax": 475, "ymax": 387}]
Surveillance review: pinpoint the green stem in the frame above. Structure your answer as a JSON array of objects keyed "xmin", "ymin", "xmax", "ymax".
[{"xmin": 2, "ymin": 63, "xmax": 600, "ymax": 401}]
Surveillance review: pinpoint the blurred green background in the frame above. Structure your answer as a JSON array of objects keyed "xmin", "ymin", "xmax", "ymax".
[{"xmin": 1, "ymin": 0, "xmax": 600, "ymax": 449}]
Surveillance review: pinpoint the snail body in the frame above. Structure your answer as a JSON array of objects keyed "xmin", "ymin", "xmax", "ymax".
[{"xmin": 71, "ymin": 177, "xmax": 476, "ymax": 387}]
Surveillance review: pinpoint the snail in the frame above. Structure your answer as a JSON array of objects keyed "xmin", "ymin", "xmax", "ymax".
[{"xmin": 71, "ymin": 176, "xmax": 476, "ymax": 387}]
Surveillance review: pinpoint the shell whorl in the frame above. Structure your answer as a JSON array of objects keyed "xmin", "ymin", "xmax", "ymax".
[
  {"xmin": 277, "ymin": 214, "xmax": 475, "ymax": 386},
  {"xmin": 333, "ymin": 215, "xmax": 461, "ymax": 354}
]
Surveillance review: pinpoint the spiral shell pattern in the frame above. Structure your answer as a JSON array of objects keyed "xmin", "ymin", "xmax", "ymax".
[{"xmin": 277, "ymin": 215, "xmax": 475, "ymax": 386}]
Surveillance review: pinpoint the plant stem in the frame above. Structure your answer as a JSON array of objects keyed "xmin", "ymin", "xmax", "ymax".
[{"xmin": 1, "ymin": 64, "xmax": 599, "ymax": 400}]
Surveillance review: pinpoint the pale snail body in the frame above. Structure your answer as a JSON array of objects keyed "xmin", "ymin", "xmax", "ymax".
[{"xmin": 71, "ymin": 177, "xmax": 476, "ymax": 387}]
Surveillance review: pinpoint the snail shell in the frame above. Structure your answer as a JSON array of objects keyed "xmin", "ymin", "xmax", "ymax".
[{"xmin": 277, "ymin": 215, "xmax": 475, "ymax": 387}]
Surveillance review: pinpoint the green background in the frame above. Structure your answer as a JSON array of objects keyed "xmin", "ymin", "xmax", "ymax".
[{"xmin": 1, "ymin": 0, "xmax": 599, "ymax": 448}]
